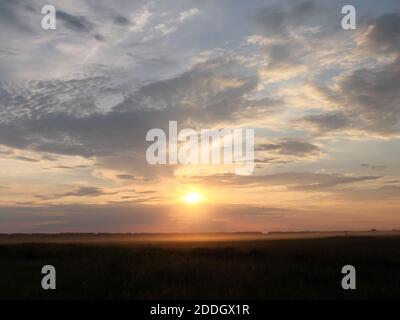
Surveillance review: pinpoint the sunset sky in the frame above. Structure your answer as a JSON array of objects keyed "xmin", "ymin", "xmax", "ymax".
[{"xmin": 1, "ymin": 0, "xmax": 400, "ymax": 233}]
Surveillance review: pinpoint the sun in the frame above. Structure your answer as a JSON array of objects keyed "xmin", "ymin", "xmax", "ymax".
[{"xmin": 183, "ymin": 192, "xmax": 203, "ymax": 204}]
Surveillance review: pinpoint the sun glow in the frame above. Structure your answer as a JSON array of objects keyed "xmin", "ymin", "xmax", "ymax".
[{"xmin": 183, "ymin": 192, "xmax": 203, "ymax": 204}]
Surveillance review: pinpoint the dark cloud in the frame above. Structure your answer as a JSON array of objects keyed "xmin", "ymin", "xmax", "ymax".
[
  {"xmin": 266, "ymin": 42, "xmax": 309, "ymax": 69},
  {"xmin": 252, "ymin": 1, "xmax": 340, "ymax": 73},
  {"xmin": 116, "ymin": 174, "xmax": 136, "ymax": 180},
  {"xmin": 363, "ymin": 13, "xmax": 400, "ymax": 54},
  {"xmin": 14, "ymin": 155, "xmax": 40, "ymax": 162},
  {"xmin": 136, "ymin": 190, "xmax": 157, "ymax": 194},
  {"xmin": 255, "ymin": 4, "xmax": 287, "ymax": 36},
  {"xmin": 256, "ymin": 139, "xmax": 321, "ymax": 157},
  {"xmin": 184, "ymin": 172, "xmax": 379, "ymax": 191},
  {"xmin": 255, "ymin": 1, "xmax": 319, "ymax": 37},
  {"xmin": 385, "ymin": 180, "xmax": 400, "ymax": 184},
  {"xmin": 107, "ymin": 195, "xmax": 162, "ymax": 204},
  {"xmin": 360, "ymin": 163, "xmax": 387, "ymax": 171},
  {"xmin": 53, "ymin": 165, "xmax": 90, "ymax": 170},
  {"xmin": 0, "ymin": 148, "xmax": 60, "ymax": 163},
  {"xmin": 339, "ymin": 59, "xmax": 400, "ymax": 134},
  {"xmin": 114, "ymin": 15, "xmax": 130, "ymax": 26},
  {"xmin": 299, "ymin": 112, "xmax": 352, "ymax": 134},
  {"xmin": 94, "ymin": 34, "xmax": 106, "ymax": 41},
  {"xmin": 60, "ymin": 187, "xmax": 108, "ymax": 197},
  {"xmin": 292, "ymin": 0, "xmax": 318, "ymax": 17},
  {"xmin": 57, "ymin": 10, "xmax": 103, "ymax": 40},
  {"xmin": 57, "ymin": 10, "xmax": 94, "ymax": 32},
  {"xmin": 254, "ymin": 157, "xmax": 291, "ymax": 164},
  {"xmin": 35, "ymin": 187, "xmax": 117, "ymax": 200}
]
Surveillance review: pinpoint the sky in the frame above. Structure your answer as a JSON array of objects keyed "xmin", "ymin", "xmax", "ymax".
[{"xmin": 0, "ymin": 0, "xmax": 400, "ymax": 233}]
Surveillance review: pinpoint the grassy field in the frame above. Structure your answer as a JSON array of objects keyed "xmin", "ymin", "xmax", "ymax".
[{"xmin": 0, "ymin": 234, "xmax": 399, "ymax": 299}]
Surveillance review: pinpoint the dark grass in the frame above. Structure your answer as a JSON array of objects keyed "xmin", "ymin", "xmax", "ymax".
[{"xmin": 0, "ymin": 236, "xmax": 399, "ymax": 299}]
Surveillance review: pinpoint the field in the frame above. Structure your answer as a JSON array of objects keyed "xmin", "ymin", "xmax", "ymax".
[{"xmin": 0, "ymin": 233, "xmax": 399, "ymax": 299}]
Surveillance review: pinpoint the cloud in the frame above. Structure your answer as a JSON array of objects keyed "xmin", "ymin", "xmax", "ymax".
[
  {"xmin": 310, "ymin": 57, "xmax": 400, "ymax": 136},
  {"xmin": 136, "ymin": 190, "xmax": 157, "ymax": 194},
  {"xmin": 360, "ymin": 163, "xmax": 387, "ymax": 171},
  {"xmin": 250, "ymin": 0, "xmax": 345, "ymax": 84},
  {"xmin": 293, "ymin": 11, "xmax": 400, "ymax": 137},
  {"xmin": 128, "ymin": 5, "xmax": 152, "ymax": 32},
  {"xmin": 54, "ymin": 164, "xmax": 90, "ymax": 170},
  {"xmin": 0, "ymin": 56, "xmax": 266, "ymax": 180},
  {"xmin": 14, "ymin": 155, "xmax": 40, "ymax": 162},
  {"xmin": 340, "ymin": 60, "xmax": 400, "ymax": 134},
  {"xmin": 57, "ymin": 10, "xmax": 104, "ymax": 40},
  {"xmin": 385, "ymin": 180, "xmax": 400, "ymax": 184},
  {"xmin": 184, "ymin": 172, "xmax": 379, "ymax": 191},
  {"xmin": 35, "ymin": 187, "xmax": 116, "ymax": 200},
  {"xmin": 114, "ymin": 15, "xmax": 130, "ymax": 26},
  {"xmin": 0, "ymin": 57, "xmax": 264, "ymax": 178},
  {"xmin": 299, "ymin": 112, "xmax": 352, "ymax": 134},
  {"xmin": 0, "ymin": 147, "xmax": 65, "ymax": 163},
  {"xmin": 0, "ymin": 0, "xmax": 35, "ymax": 31},
  {"xmin": 362, "ymin": 13, "xmax": 400, "ymax": 54},
  {"xmin": 265, "ymin": 42, "xmax": 308, "ymax": 69},
  {"xmin": 254, "ymin": 1, "xmax": 320, "ymax": 38},
  {"xmin": 340, "ymin": 185, "xmax": 400, "ymax": 201},
  {"xmin": 57, "ymin": 10, "xmax": 93, "ymax": 32},
  {"xmin": 153, "ymin": 8, "xmax": 200, "ymax": 36},
  {"xmin": 116, "ymin": 174, "xmax": 136, "ymax": 180},
  {"xmin": 256, "ymin": 139, "xmax": 322, "ymax": 157}
]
